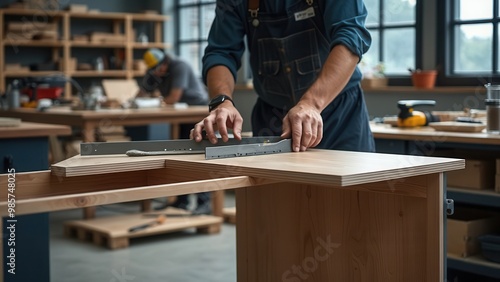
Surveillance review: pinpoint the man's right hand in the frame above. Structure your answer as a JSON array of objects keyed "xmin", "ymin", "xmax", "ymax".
[{"xmin": 191, "ymin": 101, "xmax": 243, "ymax": 144}]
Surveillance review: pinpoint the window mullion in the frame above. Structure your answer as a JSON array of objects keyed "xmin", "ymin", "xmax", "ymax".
[{"xmin": 494, "ymin": 0, "xmax": 499, "ymax": 74}]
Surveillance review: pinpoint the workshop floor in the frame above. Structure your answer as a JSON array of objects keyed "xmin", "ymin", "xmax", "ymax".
[{"xmin": 49, "ymin": 192, "xmax": 236, "ymax": 282}]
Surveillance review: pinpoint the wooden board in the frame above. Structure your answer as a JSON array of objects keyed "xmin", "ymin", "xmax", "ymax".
[
  {"xmin": 64, "ymin": 207, "xmax": 222, "ymax": 249},
  {"xmin": 0, "ymin": 117, "xmax": 20, "ymax": 127},
  {"xmin": 236, "ymin": 174, "xmax": 443, "ymax": 281},
  {"xmin": 0, "ymin": 122, "xmax": 70, "ymax": 139},
  {"xmin": 223, "ymin": 207, "xmax": 236, "ymax": 224},
  {"xmin": 370, "ymin": 123, "xmax": 500, "ymax": 145},
  {"xmin": 101, "ymin": 79, "xmax": 140, "ymax": 105},
  {"xmin": 429, "ymin": 121, "xmax": 486, "ymax": 133},
  {"xmin": 51, "ymin": 150, "xmax": 464, "ymax": 187}
]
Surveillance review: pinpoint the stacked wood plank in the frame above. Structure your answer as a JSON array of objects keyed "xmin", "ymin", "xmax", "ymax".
[
  {"xmin": 5, "ymin": 21, "xmax": 58, "ymax": 41},
  {"xmin": 89, "ymin": 32, "xmax": 126, "ymax": 44}
]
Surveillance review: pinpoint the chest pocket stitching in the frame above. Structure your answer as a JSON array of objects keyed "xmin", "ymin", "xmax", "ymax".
[
  {"xmin": 295, "ymin": 54, "xmax": 321, "ymax": 75},
  {"xmin": 260, "ymin": 60, "xmax": 280, "ymax": 76}
]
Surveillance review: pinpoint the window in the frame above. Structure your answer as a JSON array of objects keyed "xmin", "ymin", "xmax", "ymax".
[
  {"xmin": 439, "ymin": 0, "xmax": 498, "ymax": 85},
  {"xmin": 176, "ymin": 0, "xmax": 216, "ymax": 76},
  {"xmin": 176, "ymin": 0, "xmax": 421, "ymax": 83},
  {"xmin": 363, "ymin": 0, "xmax": 420, "ymax": 76}
]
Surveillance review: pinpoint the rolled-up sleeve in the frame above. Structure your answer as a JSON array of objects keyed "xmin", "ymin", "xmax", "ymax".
[
  {"xmin": 202, "ymin": 1, "xmax": 246, "ymax": 84},
  {"xmin": 321, "ymin": 0, "xmax": 371, "ymax": 61}
]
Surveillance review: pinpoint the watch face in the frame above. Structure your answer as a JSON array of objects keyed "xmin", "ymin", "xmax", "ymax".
[{"xmin": 209, "ymin": 95, "xmax": 227, "ymax": 111}]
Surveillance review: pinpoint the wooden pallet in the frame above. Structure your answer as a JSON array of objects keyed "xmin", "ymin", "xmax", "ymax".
[
  {"xmin": 223, "ymin": 207, "xmax": 236, "ymax": 224},
  {"xmin": 64, "ymin": 208, "xmax": 223, "ymax": 249}
]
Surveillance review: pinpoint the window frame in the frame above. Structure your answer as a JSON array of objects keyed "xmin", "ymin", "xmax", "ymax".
[
  {"xmin": 437, "ymin": 0, "xmax": 500, "ymax": 86},
  {"xmin": 363, "ymin": 0, "xmax": 423, "ymax": 86},
  {"xmin": 175, "ymin": 0, "xmax": 216, "ymax": 72}
]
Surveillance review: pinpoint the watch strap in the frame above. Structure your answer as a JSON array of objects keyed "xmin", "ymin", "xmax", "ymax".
[{"xmin": 209, "ymin": 94, "xmax": 234, "ymax": 112}]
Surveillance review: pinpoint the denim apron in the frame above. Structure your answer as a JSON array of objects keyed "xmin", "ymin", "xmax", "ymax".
[{"xmin": 246, "ymin": 0, "xmax": 375, "ymax": 152}]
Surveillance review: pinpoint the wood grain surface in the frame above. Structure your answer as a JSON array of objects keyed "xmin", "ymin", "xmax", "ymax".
[
  {"xmin": 236, "ymin": 173, "xmax": 443, "ymax": 281},
  {"xmin": 371, "ymin": 123, "xmax": 500, "ymax": 145},
  {"xmin": 51, "ymin": 149, "xmax": 464, "ymax": 187},
  {"xmin": 0, "ymin": 122, "xmax": 70, "ymax": 138}
]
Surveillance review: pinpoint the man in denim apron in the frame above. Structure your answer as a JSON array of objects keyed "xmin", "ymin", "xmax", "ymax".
[{"xmin": 193, "ymin": 0, "xmax": 375, "ymax": 153}]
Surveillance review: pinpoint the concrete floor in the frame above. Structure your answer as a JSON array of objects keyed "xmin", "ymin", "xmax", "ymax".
[{"xmin": 49, "ymin": 193, "xmax": 236, "ymax": 282}]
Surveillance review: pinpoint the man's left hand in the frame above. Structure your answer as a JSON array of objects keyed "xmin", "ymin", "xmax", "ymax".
[{"xmin": 281, "ymin": 102, "xmax": 323, "ymax": 152}]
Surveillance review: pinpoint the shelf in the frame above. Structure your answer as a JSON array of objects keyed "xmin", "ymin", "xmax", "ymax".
[
  {"xmin": 131, "ymin": 42, "xmax": 171, "ymax": 49},
  {"xmin": 4, "ymin": 71, "xmax": 63, "ymax": 77},
  {"xmin": 448, "ymin": 187, "xmax": 500, "ymax": 208},
  {"xmin": 448, "ymin": 254, "xmax": 500, "ymax": 278},
  {"xmin": 69, "ymin": 12, "xmax": 127, "ymax": 20},
  {"xmin": 70, "ymin": 70, "xmax": 128, "ymax": 77},
  {"xmin": 70, "ymin": 41, "xmax": 126, "ymax": 48},
  {"xmin": 0, "ymin": 8, "xmax": 170, "ymax": 96},
  {"xmin": 131, "ymin": 14, "xmax": 170, "ymax": 21},
  {"xmin": 1, "ymin": 8, "xmax": 65, "ymax": 17},
  {"xmin": 3, "ymin": 40, "xmax": 64, "ymax": 47}
]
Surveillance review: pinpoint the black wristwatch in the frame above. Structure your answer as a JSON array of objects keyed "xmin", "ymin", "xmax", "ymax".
[{"xmin": 208, "ymin": 94, "xmax": 234, "ymax": 112}]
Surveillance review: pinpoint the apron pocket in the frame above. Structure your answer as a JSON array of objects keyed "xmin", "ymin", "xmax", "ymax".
[{"xmin": 295, "ymin": 54, "xmax": 321, "ymax": 91}]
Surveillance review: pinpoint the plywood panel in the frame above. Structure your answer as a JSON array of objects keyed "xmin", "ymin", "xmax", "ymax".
[
  {"xmin": 51, "ymin": 150, "xmax": 464, "ymax": 187},
  {"xmin": 0, "ymin": 170, "xmax": 267, "ymax": 216},
  {"xmin": 101, "ymin": 79, "xmax": 139, "ymax": 105},
  {"xmin": 236, "ymin": 176, "xmax": 437, "ymax": 281}
]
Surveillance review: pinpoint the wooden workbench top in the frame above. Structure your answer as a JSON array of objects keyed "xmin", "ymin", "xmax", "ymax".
[
  {"xmin": 52, "ymin": 149, "xmax": 464, "ymax": 187},
  {"xmin": 370, "ymin": 123, "xmax": 500, "ymax": 145},
  {"xmin": 0, "ymin": 121, "xmax": 71, "ymax": 139},
  {"xmin": 1, "ymin": 106, "xmax": 208, "ymax": 119}
]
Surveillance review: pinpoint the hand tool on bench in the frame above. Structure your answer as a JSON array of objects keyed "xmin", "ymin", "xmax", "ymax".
[
  {"xmin": 128, "ymin": 214, "xmax": 166, "ymax": 233},
  {"xmin": 80, "ymin": 136, "xmax": 292, "ymax": 159}
]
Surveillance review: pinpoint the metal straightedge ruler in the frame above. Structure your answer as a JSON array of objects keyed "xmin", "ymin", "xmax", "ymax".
[{"xmin": 80, "ymin": 137, "xmax": 292, "ymax": 160}]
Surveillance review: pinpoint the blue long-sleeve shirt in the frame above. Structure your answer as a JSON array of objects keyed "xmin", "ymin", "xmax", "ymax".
[{"xmin": 203, "ymin": 0, "xmax": 371, "ymax": 106}]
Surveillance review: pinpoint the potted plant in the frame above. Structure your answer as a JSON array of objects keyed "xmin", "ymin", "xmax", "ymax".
[{"xmin": 360, "ymin": 61, "xmax": 388, "ymax": 89}]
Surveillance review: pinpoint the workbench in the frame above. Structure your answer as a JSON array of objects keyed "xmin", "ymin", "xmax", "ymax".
[
  {"xmin": 0, "ymin": 107, "xmax": 222, "ymax": 219},
  {"xmin": 1, "ymin": 106, "xmax": 208, "ymax": 142},
  {"xmin": 0, "ymin": 122, "xmax": 71, "ymax": 282},
  {"xmin": 370, "ymin": 123, "xmax": 500, "ymax": 280},
  {"xmin": 0, "ymin": 148, "xmax": 463, "ymax": 281}
]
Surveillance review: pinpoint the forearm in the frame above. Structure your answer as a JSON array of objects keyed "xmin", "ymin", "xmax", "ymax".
[
  {"xmin": 163, "ymin": 88, "xmax": 182, "ymax": 104},
  {"xmin": 206, "ymin": 65, "xmax": 235, "ymax": 99},
  {"xmin": 299, "ymin": 45, "xmax": 359, "ymax": 111}
]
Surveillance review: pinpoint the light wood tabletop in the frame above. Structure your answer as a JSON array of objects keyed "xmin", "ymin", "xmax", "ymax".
[
  {"xmin": 0, "ymin": 121, "xmax": 71, "ymax": 139},
  {"xmin": 371, "ymin": 122, "xmax": 500, "ymax": 145},
  {"xmin": 1, "ymin": 106, "xmax": 208, "ymax": 142}
]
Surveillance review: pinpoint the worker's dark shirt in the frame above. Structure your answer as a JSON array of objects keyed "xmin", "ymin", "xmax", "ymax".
[{"xmin": 202, "ymin": 0, "xmax": 374, "ymax": 152}]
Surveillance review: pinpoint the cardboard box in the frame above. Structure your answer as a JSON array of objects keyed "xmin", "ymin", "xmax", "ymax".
[
  {"xmin": 89, "ymin": 32, "xmax": 126, "ymax": 44},
  {"xmin": 447, "ymin": 207, "xmax": 500, "ymax": 257},
  {"xmin": 59, "ymin": 57, "xmax": 77, "ymax": 71},
  {"xmin": 447, "ymin": 159, "xmax": 495, "ymax": 190},
  {"xmin": 361, "ymin": 77, "xmax": 388, "ymax": 89},
  {"xmin": 66, "ymin": 4, "xmax": 87, "ymax": 13}
]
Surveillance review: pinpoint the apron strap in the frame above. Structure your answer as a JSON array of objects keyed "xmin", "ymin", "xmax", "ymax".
[
  {"xmin": 248, "ymin": 0, "xmax": 260, "ymax": 27},
  {"xmin": 248, "ymin": 0, "xmax": 259, "ymax": 18},
  {"xmin": 247, "ymin": 0, "xmax": 314, "ymax": 27}
]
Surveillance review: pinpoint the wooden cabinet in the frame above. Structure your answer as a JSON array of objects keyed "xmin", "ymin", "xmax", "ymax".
[
  {"xmin": 0, "ymin": 8, "xmax": 170, "ymax": 97},
  {"xmin": 370, "ymin": 123, "xmax": 500, "ymax": 281}
]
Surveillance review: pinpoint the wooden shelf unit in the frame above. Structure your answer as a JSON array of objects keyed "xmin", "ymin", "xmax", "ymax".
[{"xmin": 0, "ymin": 8, "xmax": 170, "ymax": 97}]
